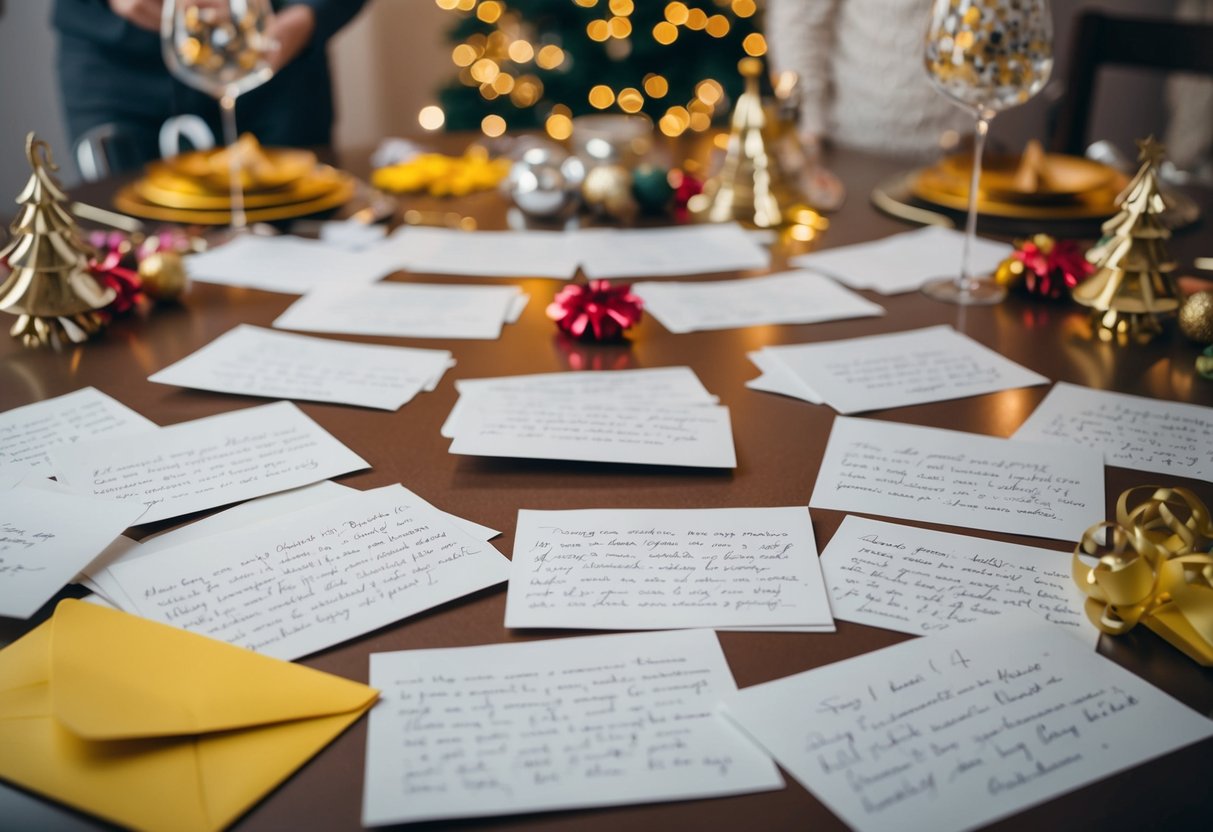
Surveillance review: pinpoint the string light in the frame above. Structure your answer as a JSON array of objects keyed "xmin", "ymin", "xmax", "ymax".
[
  {"xmin": 586, "ymin": 19, "xmax": 609, "ymax": 41},
  {"xmin": 664, "ymin": 2, "xmax": 689, "ymax": 25},
  {"xmin": 742, "ymin": 32, "xmax": 766, "ymax": 56},
  {"xmin": 617, "ymin": 87, "xmax": 644, "ymax": 113},
  {"xmin": 608, "ymin": 16, "xmax": 632, "ymax": 38},
  {"xmin": 418, "ymin": 105, "xmax": 445, "ymax": 131},
  {"xmin": 481, "ymin": 114, "xmax": 506, "ymax": 137},
  {"xmin": 507, "ymin": 39, "xmax": 534, "ymax": 63},
  {"xmin": 588, "ymin": 84, "xmax": 615, "ymax": 108},
  {"xmin": 545, "ymin": 112, "xmax": 573, "ymax": 139},
  {"xmin": 705, "ymin": 14, "xmax": 730, "ymax": 37},
  {"xmin": 476, "ymin": 1, "xmax": 502, "ymax": 23},
  {"xmin": 535, "ymin": 44, "xmax": 565, "ymax": 69},
  {"xmin": 652, "ymin": 21, "xmax": 678, "ymax": 45},
  {"xmin": 608, "ymin": 0, "xmax": 634, "ymax": 15},
  {"xmin": 643, "ymin": 73, "xmax": 669, "ymax": 97}
]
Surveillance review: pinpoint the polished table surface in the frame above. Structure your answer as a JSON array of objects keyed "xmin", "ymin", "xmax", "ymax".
[{"xmin": 1, "ymin": 143, "xmax": 1211, "ymax": 831}]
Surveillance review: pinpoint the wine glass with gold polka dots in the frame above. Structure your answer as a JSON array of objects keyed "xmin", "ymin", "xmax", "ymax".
[{"xmin": 924, "ymin": 0, "xmax": 1054, "ymax": 304}]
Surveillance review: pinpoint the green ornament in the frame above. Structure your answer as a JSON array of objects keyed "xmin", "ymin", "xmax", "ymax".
[
  {"xmin": 1198, "ymin": 345, "xmax": 1213, "ymax": 380},
  {"xmin": 631, "ymin": 164, "xmax": 674, "ymax": 214}
]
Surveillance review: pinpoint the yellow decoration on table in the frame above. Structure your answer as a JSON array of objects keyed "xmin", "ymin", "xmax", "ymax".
[
  {"xmin": 371, "ymin": 147, "xmax": 510, "ymax": 197},
  {"xmin": 0, "ymin": 599, "xmax": 378, "ymax": 832},
  {"xmin": 139, "ymin": 250, "xmax": 189, "ymax": 302},
  {"xmin": 1073, "ymin": 486, "xmax": 1213, "ymax": 666}
]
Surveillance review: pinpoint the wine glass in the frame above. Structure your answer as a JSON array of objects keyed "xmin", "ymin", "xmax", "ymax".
[
  {"xmin": 923, "ymin": 0, "xmax": 1054, "ymax": 304},
  {"xmin": 162, "ymin": 0, "xmax": 275, "ymax": 232}
]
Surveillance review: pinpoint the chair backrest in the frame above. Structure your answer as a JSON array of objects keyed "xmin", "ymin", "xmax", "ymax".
[
  {"xmin": 158, "ymin": 115, "xmax": 216, "ymax": 159},
  {"xmin": 1051, "ymin": 11, "xmax": 1213, "ymax": 156},
  {"xmin": 73, "ymin": 124, "xmax": 144, "ymax": 182}
]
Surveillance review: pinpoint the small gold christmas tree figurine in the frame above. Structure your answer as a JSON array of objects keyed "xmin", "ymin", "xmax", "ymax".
[
  {"xmin": 0, "ymin": 133, "xmax": 114, "ymax": 349},
  {"xmin": 1072, "ymin": 136, "xmax": 1180, "ymax": 343}
]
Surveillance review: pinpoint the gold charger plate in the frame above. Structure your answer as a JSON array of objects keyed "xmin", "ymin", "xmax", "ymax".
[
  {"xmin": 114, "ymin": 169, "xmax": 356, "ymax": 224},
  {"xmin": 910, "ymin": 168, "xmax": 1126, "ymax": 220},
  {"xmin": 927, "ymin": 151, "xmax": 1118, "ymax": 204},
  {"xmin": 163, "ymin": 145, "xmax": 318, "ymax": 192},
  {"xmin": 134, "ymin": 165, "xmax": 346, "ymax": 210}
]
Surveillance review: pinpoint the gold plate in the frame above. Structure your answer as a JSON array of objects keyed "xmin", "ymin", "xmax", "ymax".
[
  {"xmin": 162, "ymin": 144, "xmax": 318, "ymax": 192},
  {"xmin": 113, "ymin": 171, "xmax": 356, "ymax": 224},
  {"xmin": 910, "ymin": 169, "xmax": 1125, "ymax": 220},
  {"xmin": 134, "ymin": 166, "xmax": 346, "ymax": 210},
  {"xmin": 917, "ymin": 152, "xmax": 1121, "ymax": 205}
]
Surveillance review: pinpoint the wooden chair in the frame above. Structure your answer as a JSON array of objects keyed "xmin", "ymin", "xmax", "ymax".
[{"xmin": 1051, "ymin": 10, "xmax": 1213, "ymax": 155}]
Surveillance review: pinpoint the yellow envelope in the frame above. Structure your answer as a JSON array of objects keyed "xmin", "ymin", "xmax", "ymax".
[{"xmin": 0, "ymin": 599, "xmax": 378, "ymax": 832}]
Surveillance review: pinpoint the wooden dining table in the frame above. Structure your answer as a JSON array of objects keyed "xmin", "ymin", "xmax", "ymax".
[{"xmin": 1, "ymin": 139, "xmax": 1211, "ymax": 832}]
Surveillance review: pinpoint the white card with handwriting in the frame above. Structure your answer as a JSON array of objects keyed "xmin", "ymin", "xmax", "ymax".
[
  {"xmin": 577, "ymin": 224, "xmax": 770, "ymax": 279},
  {"xmin": 1013, "ymin": 382, "xmax": 1213, "ymax": 482},
  {"xmin": 274, "ymin": 282, "xmax": 525, "ymax": 340},
  {"xmin": 809, "ymin": 417, "xmax": 1103, "ymax": 541},
  {"xmin": 761, "ymin": 325, "xmax": 1048, "ymax": 413},
  {"xmin": 185, "ymin": 234, "xmax": 401, "ymax": 293},
  {"xmin": 820, "ymin": 516, "xmax": 1097, "ymax": 646},
  {"xmin": 111, "ymin": 485, "xmax": 509, "ymax": 660},
  {"xmin": 401, "ymin": 227, "xmax": 580, "ymax": 279},
  {"xmin": 0, "ymin": 387, "xmax": 156, "ymax": 475},
  {"xmin": 721, "ymin": 614, "xmax": 1213, "ymax": 832},
  {"xmin": 506, "ymin": 507, "xmax": 834, "ymax": 631},
  {"xmin": 789, "ymin": 226, "xmax": 1012, "ymax": 295},
  {"xmin": 449, "ymin": 397, "xmax": 737, "ymax": 468},
  {"xmin": 149, "ymin": 325, "xmax": 452, "ymax": 410},
  {"xmin": 633, "ymin": 270, "xmax": 884, "ymax": 333},
  {"xmin": 362, "ymin": 629, "xmax": 783, "ymax": 825},
  {"xmin": 0, "ymin": 486, "xmax": 145, "ymax": 618},
  {"xmin": 49, "ymin": 401, "xmax": 368, "ymax": 525},
  {"xmin": 442, "ymin": 367, "xmax": 716, "ymax": 437}
]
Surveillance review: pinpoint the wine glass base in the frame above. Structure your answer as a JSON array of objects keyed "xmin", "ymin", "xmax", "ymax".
[{"xmin": 921, "ymin": 277, "xmax": 1006, "ymax": 306}]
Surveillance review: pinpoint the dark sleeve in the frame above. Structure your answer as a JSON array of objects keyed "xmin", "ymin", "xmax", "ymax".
[
  {"xmin": 280, "ymin": 0, "xmax": 370, "ymax": 45},
  {"xmin": 51, "ymin": 0, "xmax": 158, "ymax": 53}
]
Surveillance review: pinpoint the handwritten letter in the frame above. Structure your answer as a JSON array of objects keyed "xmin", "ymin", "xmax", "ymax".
[
  {"xmin": 0, "ymin": 388, "xmax": 155, "ymax": 474},
  {"xmin": 1014, "ymin": 382, "xmax": 1213, "ymax": 482},
  {"xmin": 150, "ymin": 325, "xmax": 452, "ymax": 410},
  {"xmin": 506, "ymin": 507, "xmax": 834, "ymax": 631},
  {"xmin": 820, "ymin": 516, "xmax": 1095, "ymax": 645},
  {"xmin": 111, "ymin": 485, "xmax": 509, "ymax": 660},
  {"xmin": 809, "ymin": 417, "xmax": 1104, "ymax": 541},
  {"xmin": 722, "ymin": 615, "xmax": 1213, "ymax": 832},
  {"xmin": 758, "ymin": 326, "xmax": 1047, "ymax": 414},
  {"xmin": 50, "ymin": 401, "xmax": 368, "ymax": 524},
  {"xmin": 0, "ymin": 486, "xmax": 144, "ymax": 618},
  {"xmin": 362, "ymin": 629, "xmax": 783, "ymax": 825}
]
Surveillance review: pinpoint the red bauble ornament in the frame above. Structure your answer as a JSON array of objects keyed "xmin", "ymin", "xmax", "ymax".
[
  {"xmin": 670, "ymin": 169, "xmax": 704, "ymax": 224},
  {"xmin": 997, "ymin": 234, "xmax": 1093, "ymax": 300},
  {"xmin": 547, "ymin": 279, "xmax": 643, "ymax": 342}
]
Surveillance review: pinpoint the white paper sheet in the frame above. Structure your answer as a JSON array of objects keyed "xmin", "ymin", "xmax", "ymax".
[
  {"xmin": 0, "ymin": 387, "xmax": 156, "ymax": 474},
  {"xmin": 273, "ymin": 282, "xmax": 525, "ymax": 340},
  {"xmin": 633, "ymin": 270, "xmax": 884, "ymax": 333},
  {"xmin": 577, "ymin": 224, "xmax": 770, "ymax": 279},
  {"xmin": 449, "ymin": 396, "xmax": 737, "ymax": 468},
  {"xmin": 0, "ymin": 486, "xmax": 145, "ymax": 618},
  {"xmin": 442, "ymin": 367, "xmax": 717, "ymax": 438},
  {"xmin": 1013, "ymin": 382, "xmax": 1213, "ymax": 482},
  {"xmin": 0, "ymin": 464, "xmax": 34, "ymax": 490},
  {"xmin": 50, "ymin": 401, "xmax": 368, "ymax": 525},
  {"xmin": 185, "ymin": 234, "xmax": 404, "ymax": 293},
  {"xmin": 721, "ymin": 614, "xmax": 1213, "ymax": 832},
  {"xmin": 820, "ymin": 516, "xmax": 1097, "ymax": 646},
  {"xmin": 790, "ymin": 227, "xmax": 1013, "ymax": 295},
  {"xmin": 744, "ymin": 349, "xmax": 824, "ymax": 403},
  {"xmin": 809, "ymin": 417, "xmax": 1104, "ymax": 541},
  {"xmin": 399, "ymin": 226, "xmax": 580, "ymax": 279},
  {"xmin": 149, "ymin": 324, "xmax": 452, "ymax": 410},
  {"xmin": 111, "ymin": 485, "xmax": 510, "ymax": 660},
  {"xmin": 505, "ymin": 507, "xmax": 835, "ymax": 631},
  {"xmin": 753, "ymin": 326, "xmax": 1048, "ymax": 414},
  {"xmin": 362, "ymin": 629, "xmax": 784, "ymax": 826}
]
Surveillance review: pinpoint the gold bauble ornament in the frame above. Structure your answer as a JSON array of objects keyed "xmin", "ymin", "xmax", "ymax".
[
  {"xmin": 1178, "ymin": 290, "xmax": 1213, "ymax": 344},
  {"xmin": 581, "ymin": 164, "xmax": 636, "ymax": 222},
  {"xmin": 138, "ymin": 251, "xmax": 187, "ymax": 302}
]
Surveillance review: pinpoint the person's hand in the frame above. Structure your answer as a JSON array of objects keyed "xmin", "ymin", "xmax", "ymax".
[
  {"xmin": 265, "ymin": 4, "xmax": 316, "ymax": 73},
  {"xmin": 108, "ymin": 0, "xmax": 163, "ymax": 31}
]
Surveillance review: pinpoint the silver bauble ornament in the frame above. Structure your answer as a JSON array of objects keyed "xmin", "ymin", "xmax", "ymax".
[
  {"xmin": 504, "ymin": 143, "xmax": 585, "ymax": 219},
  {"xmin": 1178, "ymin": 290, "xmax": 1213, "ymax": 344},
  {"xmin": 581, "ymin": 164, "xmax": 636, "ymax": 222}
]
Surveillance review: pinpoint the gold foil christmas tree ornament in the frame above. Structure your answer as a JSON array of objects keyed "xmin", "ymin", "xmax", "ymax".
[
  {"xmin": 0, "ymin": 134, "xmax": 114, "ymax": 348},
  {"xmin": 1072, "ymin": 137, "xmax": 1180, "ymax": 343},
  {"xmin": 691, "ymin": 58, "xmax": 790, "ymax": 229}
]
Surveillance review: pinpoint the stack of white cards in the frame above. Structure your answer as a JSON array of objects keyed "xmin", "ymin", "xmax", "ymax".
[
  {"xmin": 185, "ymin": 234, "xmax": 405, "ymax": 294},
  {"xmin": 632, "ymin": 270, "xmax": 884, "ymax": 333},
  {"xmin": 789, "ymin": 226, "xmax": 1013, "ymax": 295},
  {"xmin": 150, "ymin": 325, "xmax": 454, "ymax": 410},
  {"xmin": 747, "ymin": 325, "xmax": 1048, "ymax": 412},
  {"xmin": 441, "ymin": 367, "xmax": 738, "ymax": 468},
  {"xmin": 87, "ymin": 482, "xmax": 508, "ymax": 661}
]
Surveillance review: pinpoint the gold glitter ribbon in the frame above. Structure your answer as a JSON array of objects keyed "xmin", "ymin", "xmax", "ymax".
[{"xmin": 1073, "ymin": 486, "xmax": 1213, "ymax": 665}]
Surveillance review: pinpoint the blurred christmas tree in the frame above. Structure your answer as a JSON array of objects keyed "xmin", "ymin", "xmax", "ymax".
[{"xmin": 429, "ymin": 0, "xmax": 765, "ymax": 139}]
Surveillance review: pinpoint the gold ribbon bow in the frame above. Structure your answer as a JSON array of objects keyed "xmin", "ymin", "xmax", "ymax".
[{"xmin": 1073, "ymin": 486, "xmax": 1213, "ymax": 665}]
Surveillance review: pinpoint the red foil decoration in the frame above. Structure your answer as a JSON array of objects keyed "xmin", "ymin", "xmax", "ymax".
[
  {"xmin": 999, "ymin": 234, "xmax": 1093, "ymax": 300},
  {"xmin": 547, "ymin": 279, "xmax": 643, "ymax": 342},
  {"xmin": 671, "ymin": 169, "xmax": 703, "ymax": 224}
]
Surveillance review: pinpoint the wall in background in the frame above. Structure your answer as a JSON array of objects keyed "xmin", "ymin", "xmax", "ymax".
[{"xmin": 0, "ymin": 0, "xmax": 1181, "ymax": 205}]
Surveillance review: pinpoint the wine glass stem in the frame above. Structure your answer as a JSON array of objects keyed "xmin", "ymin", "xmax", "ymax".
[
  {"xmin": 959, "ymin": 115, "xmax": 990, "ymax": 297},
  {"xmin": 219, "ymin": 92, "xmax": 247, "ymax": 231}
]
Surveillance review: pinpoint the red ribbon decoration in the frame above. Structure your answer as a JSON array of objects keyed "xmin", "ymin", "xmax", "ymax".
[{"xmin": 546, "ymin": 279, "xmax": 644, "ymax": 342}]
